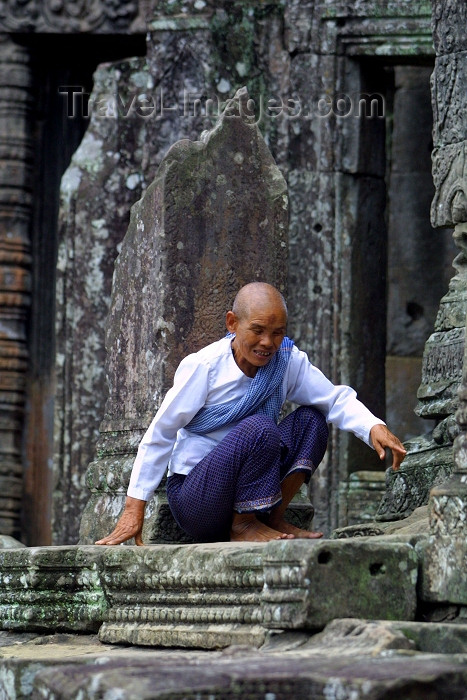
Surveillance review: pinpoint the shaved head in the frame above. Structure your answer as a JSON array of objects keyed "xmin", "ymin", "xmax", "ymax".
[{"xmin": 231, "ymin": 283, "xmax": 287, "ymax": 321}]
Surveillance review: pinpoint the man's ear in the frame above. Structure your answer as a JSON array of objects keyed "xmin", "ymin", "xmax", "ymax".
[{"xmin": 226, "ymin": 310, "xmax": 237, "ymax": 333}]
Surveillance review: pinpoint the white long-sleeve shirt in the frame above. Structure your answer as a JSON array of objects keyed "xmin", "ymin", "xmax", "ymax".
[{"xmin": 127, "ymin": 337, "xmax": 383, "ymax": 501}]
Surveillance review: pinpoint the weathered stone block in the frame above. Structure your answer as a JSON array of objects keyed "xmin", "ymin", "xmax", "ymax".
[
  {"xmin": 288, "ymin": 53, "xmax": 337, "ymax": 173},
  {"xmin": 416, "ymin": 327, "xmax": 464, "ymax": 417},
  {"xmin": 287, "ymin": 170, "xmax": 335, "ymax": 372},
  {"xmin": 313, "ymin": 0, "xmax": 432, "ymax": 57},
  {"xmin": 0, "ymin": 547, "xmax": 107, "ymax": 632},
  {"xmin": 98, "ymin": 542, "xmax": 265, "ymax": 648},
  {"xmin": 261, "ymin": 538, "xmax": 418, "ymax": 629},
  {"xmin": 338, "ymin": 470, "xmax": 386, "ymax": 527},
  {"xmin": 0, "ymin": 538, "xmax": 419, "ymax": 647}
]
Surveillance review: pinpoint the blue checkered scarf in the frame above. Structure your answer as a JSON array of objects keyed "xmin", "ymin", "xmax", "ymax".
[{"xmin": 185, "ymin": 335, "xmax": 294, "ymax": 435}]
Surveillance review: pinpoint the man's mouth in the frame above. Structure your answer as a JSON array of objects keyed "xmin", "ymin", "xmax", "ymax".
[{"xmin": 254, "ymin": 350, "xmax": 272, "ymax": 358}]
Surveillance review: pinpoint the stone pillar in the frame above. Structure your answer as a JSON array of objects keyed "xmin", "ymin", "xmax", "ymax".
[
  {"xmin": 0, "ymin": 37, "xmax": 33, "ymax": 537},
  {"xmin": 79, "ymin": 87, "xmax": 288, "ymax": 543},
  {"xmin": 421, "ymin": 314, "xmax": 467, "ymax": 605},
  {"xmin": 419, "ymin": 0, "xmax": 467, "ymax": 608}
]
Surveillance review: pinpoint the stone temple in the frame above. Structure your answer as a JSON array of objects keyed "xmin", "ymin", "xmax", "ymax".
[{"xmin": 1, "ymin": 0, "xmax": 467, "ymax": 697}]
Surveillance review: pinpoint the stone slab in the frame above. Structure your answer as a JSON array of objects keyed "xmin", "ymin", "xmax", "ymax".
[
  {"xmin": 333, "ymin": 508, "xmax": 430, "ymax": 540},
  {"xmin": 338, "ymin": 470, "xmax": 386, "ymax": 527},
  {"xmin": 99, "ymin": 623, "xmax": 267, "ymax": 650},
  {"xmin": 32, "ymin": 650, "xmax": 467, "ymax": 700},
  {"xmin": 0, "ymin": 633, "xmax": 221, "ymax": 700},
  {"xmin": 2, "ymin": 621, "xmax": 467, "ymax": 699},
  {"xmin": 297, "ymin": 618, "xmax": 467, "ymax": 656},
  {"xmin": 98, "ymin": 541, "xmax": 264, "ymax": 647}
]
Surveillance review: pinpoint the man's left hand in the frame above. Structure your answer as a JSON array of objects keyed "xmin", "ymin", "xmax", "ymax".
[{"xmin": 370, "ymin": 424, "xmax": 407, "ymax": 471}]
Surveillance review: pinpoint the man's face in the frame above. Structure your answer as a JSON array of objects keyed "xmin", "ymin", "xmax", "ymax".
[{"xmin": 226, "ymin": 299, "xmax": 287, "ymax": 377}]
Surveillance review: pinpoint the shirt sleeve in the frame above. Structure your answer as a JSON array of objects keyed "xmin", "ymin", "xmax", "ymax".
[
  {"xmin": 127, "ymin": 353, "xmax": 210, "ymax": 501},
  {"xmin": 285, "ymin": 348, "xmax": 384, "ymax": 447}
]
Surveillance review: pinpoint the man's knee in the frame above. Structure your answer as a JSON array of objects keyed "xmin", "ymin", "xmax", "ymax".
[
  {"xmin": 238, "ymin": 414, "xmax": 280, "ymax": 444},
  {"xmin": 295, "ymin": 406, "xmax": 328, "ymax": 436}
]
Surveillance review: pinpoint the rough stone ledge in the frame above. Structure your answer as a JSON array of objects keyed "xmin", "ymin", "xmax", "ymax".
[
  {"xmin": 2, "ymin": 619, "xmax": 467, "ymax": 699},
  {"xmin": 0, "ymin": 539, "xmax": 419, "ymax": 648},
  {"xmin": 27, "ymin": 643, "xmax": 467, "ymax": 700}
]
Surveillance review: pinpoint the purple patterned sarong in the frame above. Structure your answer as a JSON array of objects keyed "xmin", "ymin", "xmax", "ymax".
[{"xmin": 166, "ymin": 406, "xmax": 328, "ymax": 542}]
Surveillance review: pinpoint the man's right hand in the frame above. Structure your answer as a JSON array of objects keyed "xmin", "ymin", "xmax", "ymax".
[{"xmin": 95, "ymin": 496, "xmax": 146, "ymax": 545}]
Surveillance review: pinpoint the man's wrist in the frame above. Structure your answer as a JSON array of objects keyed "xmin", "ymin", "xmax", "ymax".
[{"xmin": 125, "ymin": 495, "xmax": 146, "ymax": 512}]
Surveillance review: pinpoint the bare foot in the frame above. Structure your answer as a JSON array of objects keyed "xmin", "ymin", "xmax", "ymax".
[
  {"xmin": 230, "ymin": 513, "xmax": 295, "ymax": 542},
  {"xmin": 265, "ymin": 516, "xmax": 323, "ymax": 539}
]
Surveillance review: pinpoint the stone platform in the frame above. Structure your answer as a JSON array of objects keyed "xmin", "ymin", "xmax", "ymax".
[
  {"xmin": 0, "ymin": 538, "xmax": 419, "ymax": 648},
  {"xmin": 1, "ymin": 535, "xmax": 467, "ymax": 697}
]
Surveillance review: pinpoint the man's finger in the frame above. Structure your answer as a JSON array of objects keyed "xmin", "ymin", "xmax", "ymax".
[
  {"xmin": 391, "ymin": 444, "xmax": 407, "ymax": 471},
  {"xmin": 95, "ymin": 525, "xmax": 137, "ymax": 545}
]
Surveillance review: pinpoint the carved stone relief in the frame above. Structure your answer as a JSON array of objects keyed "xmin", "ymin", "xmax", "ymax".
[{"xmin": 0, "ymin": 0, "xmax": 139, "ymax": 32}]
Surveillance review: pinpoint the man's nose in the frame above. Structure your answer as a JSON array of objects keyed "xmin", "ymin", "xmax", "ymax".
[{"xmin": 259, "ymin": 333, "xmax": 273, "ymax": 348}]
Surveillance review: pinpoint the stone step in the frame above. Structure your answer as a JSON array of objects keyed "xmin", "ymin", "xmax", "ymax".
[
  {"xmin": 0, "ymin": 538, "xmax": 418, "ymax": 648},
  {"xmin": 2, "ymin": 623, "xmax": 467, "ymax": 700},
  {"xmin": 32, "ymin": 651, "xmax": 467, "ymax": 700}
]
